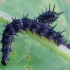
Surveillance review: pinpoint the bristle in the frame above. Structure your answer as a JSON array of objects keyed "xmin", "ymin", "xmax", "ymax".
[
  {"xmin": 58, "ymin": 12, "xmax": 64, "ymax": 15},
  {"xmin": 49, "ymin": 3, "xmax": 50, "ymax": 11},
  {"xmin": 12, "ymin": 18, "xmax": 14, "ymax": 20},
  {"xmin": 52, "ymin": 24, "xmax": 57, "ymax": 29},
  {"xmin": 53, "ymin": 4, "xmax": 55, "ymax": 12},
  {"xmin": 60, "ymin": 30, "xmax": 66, "ymax": 33},
  {"xmin": 26, "ymin": 14, "xmax": 28, "ymax": 19},
  {"xmin": 15, "ymin": 17, "xmax": 16, "ymax": 19}
]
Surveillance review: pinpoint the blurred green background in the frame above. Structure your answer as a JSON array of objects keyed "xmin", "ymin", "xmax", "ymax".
[{"xmin": 0, "ymin": 0, "xmax": 70, "ymax": 70}]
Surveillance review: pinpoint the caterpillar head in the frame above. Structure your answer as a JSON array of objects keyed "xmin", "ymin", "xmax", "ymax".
[
  {"xmin": 37, "ymin": 4, "xmax": 64, "ymax": 25},
  {"xmin": 1, "ymin": 60, "xmax": 8, "ymax": 66}
]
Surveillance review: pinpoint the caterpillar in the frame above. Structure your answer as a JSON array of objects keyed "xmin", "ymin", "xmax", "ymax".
[
  {"xmin": 0, "ymin": 4, "xmax": 69, "ymax": 66},
  {"xmin": 1, "ymin": 16, "xmax": 70, "ymax": 66},
  {"xmin": 37, "ymin": 4, "xmax": 64, "ymax": 26}
]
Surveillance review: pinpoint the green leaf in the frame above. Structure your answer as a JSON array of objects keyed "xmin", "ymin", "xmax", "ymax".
[{"xmin": 0, "ymin": 0, "xmax": 70, "ymax": 70}]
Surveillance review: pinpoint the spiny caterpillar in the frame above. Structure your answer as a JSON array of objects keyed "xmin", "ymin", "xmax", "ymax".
[{"xmin": 1, "ymin": 4, "xmax": 70, "ymax": 66}]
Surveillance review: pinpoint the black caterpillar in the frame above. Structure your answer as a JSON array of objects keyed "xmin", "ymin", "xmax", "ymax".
[{"xmin": 1, "ymin": 5, "xmax": 70, "ymax": 66}]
